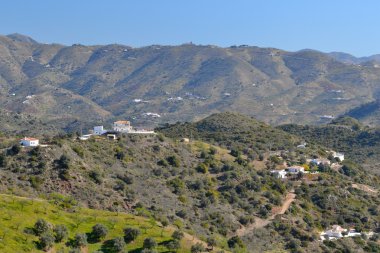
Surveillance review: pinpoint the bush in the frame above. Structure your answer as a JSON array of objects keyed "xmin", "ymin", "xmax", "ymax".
[
  {"xmin": 124, "ymin": 227, "xmax": 140, "ymax": 242},
  {"xmin": 143, "ymin": 237, "xmax": 157, "ymax": 249},
  {"xmin": 39, "ymin": 231, "xmax": 55, "ymax": 251},
  {"xmin": 89, "ymin": 170, "xmax": 103, "ymax": 184},
  {"xmin": 33, "ymin": 219, "xmax": 51, "ymax": 236},
  {"xmin": 91, "ymin": 223, "xmax": 108, "ymax": 241},
  {"xmin": 53, "ymin": 224, "xmax": 68, "ymax": 242},
  {"xmin": 167, "ymin": 239, "xmax": 181, "ymax": 251},
  {"xmin": 172, "ymin": 230, "xmax": 184, "ymax": 241},
  {"xmin": 191, "ymin": 242, "xmax": 205, "ymax": 253},
  {"xmin": 166, "ymin": 155, "xmax": 180, "ymax": 167},
  {"xmin": 73, "ymin": 233, "xmax": 87, "ymax": 248},
  {"xmin": 196, "ymin": 163, "xmax": 209, "ymax": 173},
  {"xmin": 0, "ymin": 153, "xmax": 7, "ymax": 167},
  {"xmin": 227, "ymin": 236, "xmax": 244, "ymax": 249},
  {"xmin": 111, "ymin": 237, "xmax": 126, "ymax": 252},
  {"xmin": 7, "ymin": 144, "xmax": 21, "ymax": 156}
]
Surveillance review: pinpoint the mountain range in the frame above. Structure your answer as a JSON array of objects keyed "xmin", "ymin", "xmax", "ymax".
[{"xmin": 2, "ymin": 33, "xmax": 380, "ymax": 132}]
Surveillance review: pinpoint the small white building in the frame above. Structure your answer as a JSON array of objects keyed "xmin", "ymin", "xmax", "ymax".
[
  {"xmin": 20, "ymin": 137, "xmax": 39, "ymax": 147},
  {"xmin": 332, "ymin": 151, "xmax": 345, "ymax": 161},
  {"xmin": 113, "ymin": 120, "xmax": 133, "ymax": 133},
  {"xmin": 93, "ymin": 126, "xmax": 107, "ymax": 135},
  {"xmin": 271, "ymin": 169, "xmax": 287, "ymax": 179},
  {"xmin": 287, "ymin": 166, "xmax": 305, "ymax": 174},
  {"xmin": 309, "ymin": 158, "xmax": 331, "ymax": 166},
  {"xmin": 324, "ymin": 225, "xmax": 347, "ymax": 238},
  {"xmin": 79, "ymin": 134, "xmax": 92, "ymax": 141}
]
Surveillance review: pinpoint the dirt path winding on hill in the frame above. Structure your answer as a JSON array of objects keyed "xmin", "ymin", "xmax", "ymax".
[
  {"xmin": 351, "ymin": 183, "xmax": 378, "ymax": 194},
  {"xmin": 235, "ymin": 192, "xmax": 296, "ymax": 237}
]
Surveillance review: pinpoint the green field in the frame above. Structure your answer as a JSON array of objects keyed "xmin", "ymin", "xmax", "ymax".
[{"xmin": 0, "ymin": 193, "xmax": 193, "ymax": 253}]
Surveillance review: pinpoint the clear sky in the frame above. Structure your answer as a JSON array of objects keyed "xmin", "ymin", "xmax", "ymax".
[{"xmin": 1, "ymin": 0, "xmax": 379, "ymax": 56}]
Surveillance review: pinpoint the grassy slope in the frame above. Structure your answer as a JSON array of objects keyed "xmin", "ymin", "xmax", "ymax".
[{"xmin": 0, "ymin": 193, "xmax": 196, "ymax": 253}]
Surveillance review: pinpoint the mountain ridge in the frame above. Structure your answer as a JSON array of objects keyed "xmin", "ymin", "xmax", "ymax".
[{"xmin": 2, "ymin": 34, "xmax": 380, "ymax": 132}]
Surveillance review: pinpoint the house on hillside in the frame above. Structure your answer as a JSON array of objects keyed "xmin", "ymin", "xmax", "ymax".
[
  {"xmin": 93, "ymin": 126, "xmax": 107, "ymax": 135},
  {"xmin": 287, "ymin": 165, "xmax": 305, "ymax": 174},
  {"xmin": 331, "ymin": 151, "xmax": 345, "ymax": 161},
  {"xmin": 271, "ymin": 169, "xmax": 287, "ymax": 179},
  {"xmin": 325, "ymin": 225, "xmax": 347, "ymax": 238},
  {"xmin": 20, "ymin": 137, "xmax": 39, "ymax": 147},
  {"xmin": 113, "ymin": 120, "xmax": 133, "ymax": 133},
  {"xmin": 309, "ymin": 158, "xmax": 331, "ymax": 166}
]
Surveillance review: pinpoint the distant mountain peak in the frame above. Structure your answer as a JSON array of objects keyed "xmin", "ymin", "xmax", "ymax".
[{"xmin": 6, "ymin": 33, "xmax": 38, "ymax": 44}]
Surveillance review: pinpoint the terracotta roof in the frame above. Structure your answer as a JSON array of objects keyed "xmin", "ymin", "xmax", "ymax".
[
  {"xmin": 114, "ymin": 120, "xmax": 130, "ymax": 124},
  {"xmin": 21, "ymin": 137, "xmax": 39, "ymax": 141}
]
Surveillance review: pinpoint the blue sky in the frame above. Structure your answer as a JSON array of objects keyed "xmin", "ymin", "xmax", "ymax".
[{"xmin": 0, "ymin": 0, "xmax": 379, "ymax": 56}]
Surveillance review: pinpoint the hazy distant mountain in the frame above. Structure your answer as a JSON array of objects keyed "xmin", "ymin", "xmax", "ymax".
[
  {"xmin": 1, "ymin": 34, "xmax": 380, "ymax": 132},
  {"xmin": 328, "ymin": 51, "xmax": 380, "ymax": 65}
]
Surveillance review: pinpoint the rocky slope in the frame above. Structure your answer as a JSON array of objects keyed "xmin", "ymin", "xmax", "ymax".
[{"xmin": 2, "ymin": 34, "xmax": 380, "ymax": 132}]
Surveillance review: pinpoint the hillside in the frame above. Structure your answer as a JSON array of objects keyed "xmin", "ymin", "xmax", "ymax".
[
  {"xmin": 343, "ymin": 100, "xmax": 380, "ymax": 126},
  {"xmin": 3, "ymin": 34, "xmax": 380, "ymax": 132},
  {"xmin": 158, "ymin": 112, "xmax": 301, "ymax": 155},
  {"xmin": 0, "ymin": 193, "xmax": 209, "ymax": 253},
  {"xmin": 1, "ymin": 113, "xmax": 380, "ymax": 252},
  {"xmin": 278, "ymin": 117, "xmax": 380, "ymax": 173}
]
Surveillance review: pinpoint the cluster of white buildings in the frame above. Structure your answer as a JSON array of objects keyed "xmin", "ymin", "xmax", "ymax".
[
  {"xmin": 80, "ymin": 120, "xmax": 155, "ymax": 140},
  {"xmin": 320, "ymin": 225, "xmax": 373, "ymax": 241}
]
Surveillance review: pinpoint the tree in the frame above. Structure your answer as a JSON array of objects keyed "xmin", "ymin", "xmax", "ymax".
[
  {"xmin": 227, "ymin": 236, "xmax": 244, "ymax": 249},
  {"xmin": 111, "ymin": 237, "xmax": 126, "ymax": 252},
  {"xmin": 161, "ymin": 219, "xmax": 169, "ymax": 236},
  {"xmin": 39, "ymin": 231, "xmax": 55, "ymax": 251},
  {"xmin": 166, "ymin": 155, "xmax": 180, "ymax": 167},
  {"xmin": 172, "ymin": 230, "xmax": 184, "ymax": 241},
  {"xmin": 207, "ymin": 237, "xmax": 217, "ymax": 250},
  {"xmin": 123, "ymin": 227, "xmax": 140, "ymax": 242},
  {"xmin": 143, "ymin": 237, "xmax": 157, "ymax": 249},
  {"xmin": 7, "ymin": 144, "xmax": 21, "ymax": 156},
  {"xmin": 191, "ymin": 243, "xmax": 205, "ymax": 253},
  {"xmin": 91, "ymin": 223, "xmax": 108, "ymax": 241},
  {"xmin": 53, "ymin": 224, "xmax": 68, "ymax": 242},
  {"xmin": 167, "ymin": 239, "xmax": 181, "ymax": 252},
  {"xmin": 74, "ymin": 233, "xmax": 87, "ymax": 248},
  {"xmin": 34, "ymin": 219, "xmax": 51, "ymax": 236},
  {"xmin": 0, "ymin": 153, "xmax": 7, "ymax": 167}
]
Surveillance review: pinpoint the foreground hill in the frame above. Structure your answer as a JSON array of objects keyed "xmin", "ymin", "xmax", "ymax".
[
  {"xmin": 0, "ymin": 194, "xmax": 200, "ymax": 253},
  {"xmin": 1, "ymin": 113, "xmax": 380, "ymax": 252},
  {"xmin": 2, "ymin": 34, "xmax": 380, "ymax": 132}
]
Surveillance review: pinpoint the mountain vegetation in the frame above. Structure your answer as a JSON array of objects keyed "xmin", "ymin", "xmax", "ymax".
[
  {"xmin": 2, "ymin": 34, "xmax": 380, "ymax": 133},
  {"xmin": 1, "ymin": 113, "xmax": 379, "ymax": 252}
]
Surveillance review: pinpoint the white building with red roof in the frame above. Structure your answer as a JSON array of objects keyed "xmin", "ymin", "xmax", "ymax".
[
  {"xmin": 20, "ymin": 137, "xmax": 39, "ymax": 147},
  {"xmin": 113, "ymin": 120, "xmax": 133, "ymax": 133}
]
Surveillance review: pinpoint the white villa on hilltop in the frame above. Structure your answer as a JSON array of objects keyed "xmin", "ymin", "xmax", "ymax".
[
  {"xmin": 20, "ymin": 137, "xmax": 39, "ymax": 147},
  {"xmin": 113, "ymin": 120, "xmax": 133, "ymax": 133}
]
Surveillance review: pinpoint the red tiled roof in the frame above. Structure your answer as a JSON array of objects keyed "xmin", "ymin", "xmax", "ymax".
[{"xmin": 21, "ymin": 137, "xmax": 39, "ymax": 141}]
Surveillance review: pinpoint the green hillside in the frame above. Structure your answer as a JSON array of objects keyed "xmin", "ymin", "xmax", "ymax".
[{"xmin": 0, "ymin": 193, "xmax": 195, "ymax": 253}]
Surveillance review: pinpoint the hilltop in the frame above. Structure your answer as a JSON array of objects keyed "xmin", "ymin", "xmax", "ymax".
[{"xmin": 2, "ymin": 34, "xmax": 380, "ymax": 133}]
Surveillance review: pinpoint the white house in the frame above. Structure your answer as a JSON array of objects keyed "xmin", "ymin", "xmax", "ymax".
[
  {"xmin": 271, "ymin": 169, "xmax": 287, "ymax": 179},
  {"xmin": 93, "ymin": 126, "xmax": 107, "ymax": 135},
  {"xmin": 287, "ymin": 166, "xmax": 305, "ymax": 174},
  {"xmin": 309, "ymin": 158, "xmax": 331, "ymax": 166},
  {"xmin": 324, "ymin": 225, "xmax": 347, "ymax": 238},
  {"xmin": 20, "ymin": 137, "xmax": 39, "ymax": 147},
  {"xmin": 332, "ymin": 151, "xmax": 345, "ymax": 161},
  {"xmin": 113, "ymin": 120, "xmax": 133, "ymax": 133}
]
